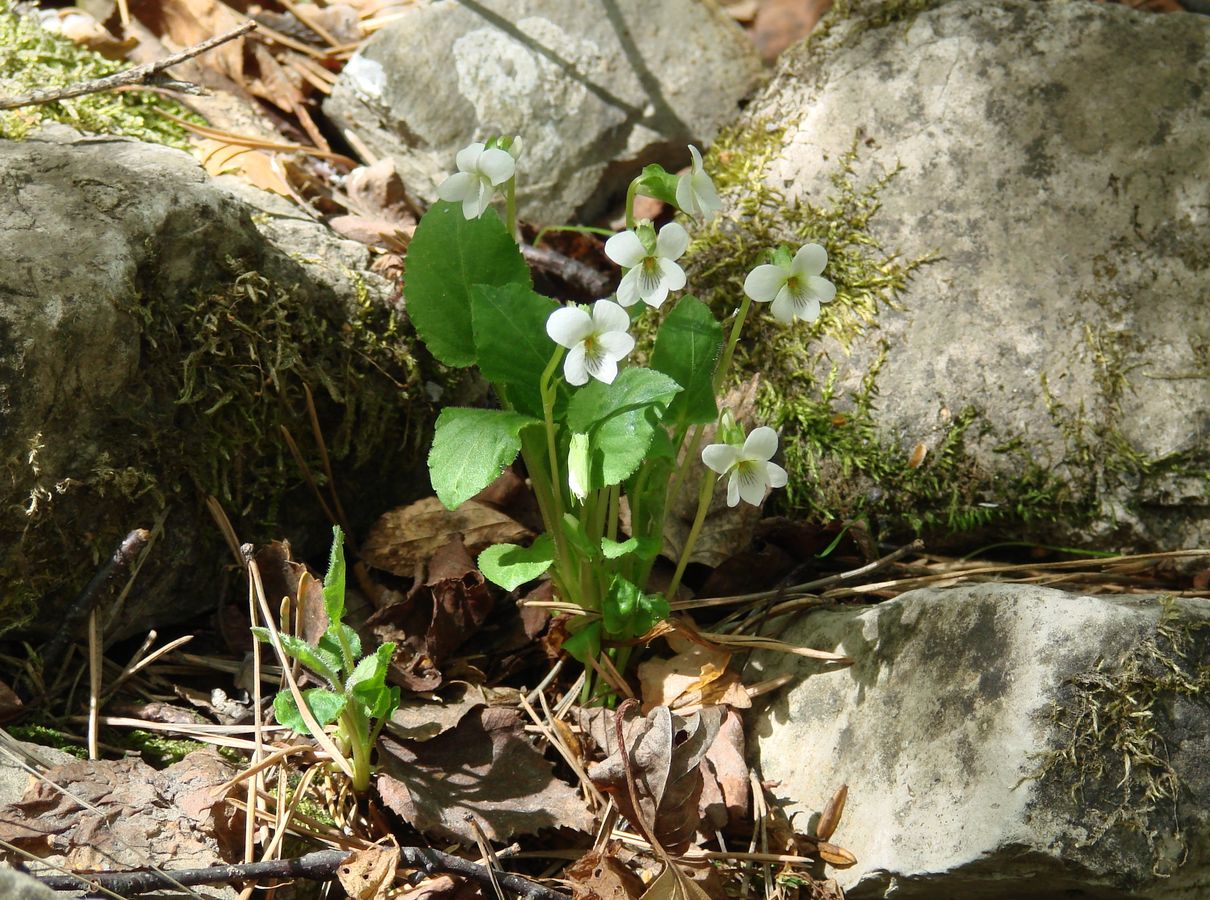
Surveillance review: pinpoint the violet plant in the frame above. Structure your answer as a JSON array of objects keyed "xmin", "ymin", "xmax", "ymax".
[{"xmin": 409, "ymin": 138, "xmax": 834, "ymax": 701}]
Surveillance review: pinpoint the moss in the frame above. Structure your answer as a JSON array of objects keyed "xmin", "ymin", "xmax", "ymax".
[
  {"xmin": 0, "ymin": 1, "xmax": 198, "ymax": 145},
  {"xmin": 0, "ymin": 254, "xmax": 424, "ymax": 636},
  {"xmin": 116, "ymin": 730, "xmax": 208, "ymax": 767},
  {"xmin": 676, "ymin": 125, "xmax": 1078, "ymax": 536},
  {"xmin": 1027, "ymin": 599, "xmax": 1210, "ymax": 875},
  {"xmin": 6, "ymin": 724, "xmax": 89, "ymax": 759}
]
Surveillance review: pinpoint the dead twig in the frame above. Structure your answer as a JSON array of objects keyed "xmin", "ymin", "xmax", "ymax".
[
  {"xmin": 0, "ymin": 22, "xmax": 257, "ymax": 110},
  {"xmin": 521, "ymin": 243, "xmax": 614, "ymax": 299},
  {"xmin": 34, "ymin": 847, "xmax": 572, "ymax": 900}
]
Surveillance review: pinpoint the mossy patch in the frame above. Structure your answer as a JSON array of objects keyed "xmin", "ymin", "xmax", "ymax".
[
  {"xmin": 676, "ymin": 124, "xmax": 1080, "ymax": 537},
  {"xmin": 1, "ymin": 254, "xmax": 424, "ymax": 636},
  {"xmin": 6, "ymin": 724, "xmax": 89, "ymax": 760},
  {"xmin": 1027, "ymin": 598, "xmax": 1210, "ymax": 876},
  {"xmin": 0, "ymin": 1, "xmax": 197, "ymax": 145}
]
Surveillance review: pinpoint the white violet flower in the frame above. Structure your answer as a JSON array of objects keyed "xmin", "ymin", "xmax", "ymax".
[
  {"xmin": 675, "ymin": 145, "xmax": 721, "ymax": 219},
  {"xmin": 604, "ymin": 222, "xmax": 689, "ymax": 309},
  {"xmin": 546, "ymin": 299, "xmax": 635, "ymax": 386},
  {"xmin": 437, "ymin": 141, "xmax": 516, "ymax": 219},
  {"xmin": 743, "ymin": 243, "xmax": 837, "ymax": 324},
  {"xmin": 701, "ymin": 426, "xmax": 788, "ymax": 508}
]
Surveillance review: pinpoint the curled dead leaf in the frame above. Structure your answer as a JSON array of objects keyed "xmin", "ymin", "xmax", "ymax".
[
  {"xmin": 338, "ymin": 843, "xmax": 401, "ymax": 899},
  {"xmin": 565, "ymin": 844, "xmax": 646, "ymax": 900},
  {"xmin": 816, "ymin": 784, "xmax": 847, "ymax": 842},
  {"xmin": 815, "ymin": 840, "xmax": 857, "ymax": 868}
]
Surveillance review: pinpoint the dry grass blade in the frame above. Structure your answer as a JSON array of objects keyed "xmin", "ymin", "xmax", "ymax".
[{"xmin": 697, "ymin": 631, "xmax": 851, "ymax": 663}]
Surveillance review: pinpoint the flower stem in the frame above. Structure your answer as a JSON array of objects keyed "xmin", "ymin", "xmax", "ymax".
[
  {"xmin": 666, "ymin": 469, "xmax": 715, "ymax": 601},
  {"xmin": 505, "ymin": 177, "xmax": 518, "ymax": 242},
  {"xmin": 714, "ymin": 292, "xmax": 753, "ymax": 394},
  {"xmin": 624, "ymin": 179, "xmax": 639, "ymax": 231}
]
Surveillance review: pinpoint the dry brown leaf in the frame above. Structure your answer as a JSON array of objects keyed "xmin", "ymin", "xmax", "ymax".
[
  {"xmin": 362, "ymin": 497, "xmax": 531, "ymax": 578},
  {"xmin": 198, "ymin": 139, "xmax": 293, "ymax": 196},
  {"xmin": 587, "ymin": 705, "xmax": 722, "ymax": 855},
  {"xmin": 387, "ymin": 681, "xmax": 486, "ymax": 742},
  {"xmin": 0, "ymin": 679, "xmax": 23, "ymax": 724},
  {"xmin": 752, "ymin": 0, "xmax": 832, "ymax": 63},
  {"xmin": 637, "ymin": 632, "xmax": 750, "ymax": 715},
  {"xmin": 37, "ymin": 8, "xmax": 137, "ymax": 57},
  {"xmin": 698, "ymin": 708, "xmax": 749, "ymax": 832},
  {"xmin": 328, "ymin": 214, "xmax": 412, "ymax": 252},
  {"xmin": 377, "ymin": 706, "xmax": 594, "ymax": 844},
  {"xmin": 402, "ymin": 874, "xmax": 484, "ymax": 900},
  {"xmin": 640, "ymin": 863, "xmax": 715, "ymax": 900},
  {"xmin": 0, "ymin": 750, "xmax": 240, "ymax": 874},
  {"xmin": 565, "ymin": 844, "xmax": 645, "ymax": 900},
  {"xmin": 338, "ymin": 842, "xmax": 401, "ymax": 899},
  {"xmin": 367, "ymin": 536, "xmax": 495, "ymax": 691},
  {"xmin": 344, "ymin": 158, "xmax": 417, "ymax": 225},
  {"xmin": 816, "ymin": 784, "xmax": 847, "ymax": 842},
  {"xmin": 815, "ymin": 841, "xmax": 858, "ymax": 868}
]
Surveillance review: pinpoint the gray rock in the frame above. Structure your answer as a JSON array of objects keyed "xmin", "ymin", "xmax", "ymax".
[
  {"xmin": 324, "ymin": 0, "xmax": 764, "ymax": 223},
  {"xmin": 0, "ymin": 868, "xmax": 62, "ymax": 900},
  {"xmin": 750, "ymin": 584, "xmax": 1210, "ymax": 899},
  {"xmin": 709, "ymin": 0, "xmax": 1210, "ymax": 550},
  {"xmin": 0, "ymin": 129, "xmax": 423, "ymax": 640}
]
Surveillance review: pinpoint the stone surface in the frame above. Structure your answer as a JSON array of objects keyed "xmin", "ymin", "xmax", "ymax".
[
  {"xmin": 0, "ymin": 128, "xmax": 423, "ymax": 640},
  {"xmin": 712, "ymin": 0, "xmax": 1210, "ymax": 550},
  {"xmin": 0, "ymin": 868, "xmax": 60, "ymax": 900},
  {"xmin": 324, "ymin": 0, "xmax": 764, "ymax": 223},
  {"xmin": 750, "ymin": 584, "xmax": 1210, "ymax": 899}
]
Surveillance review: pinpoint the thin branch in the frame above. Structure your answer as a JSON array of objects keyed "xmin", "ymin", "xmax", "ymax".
[
  {"xmin": 521, "ymin": 243, "xmax": 614, "ymax": 299},
  {"xmin": 0, "ymin": 22, "xmax": 257, "ymax": 110},
  {"xmin": 33, "ymin": 847, "xmax": 572, "ymax": 900}
]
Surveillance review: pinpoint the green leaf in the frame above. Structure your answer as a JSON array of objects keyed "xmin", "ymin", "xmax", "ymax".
[
  {"xmin": 318, "ymin": 624, "xmax": 361, "ymax": 664},
  {"xmin": 405, "ymin": 202, "xmax": 531, "ymax": 367},
  {"xmin": 323, "ymin": 526, "xmax": 347, "ymax": 630},
  {"xmin": 602, "ymin": 576, "xmax": 669, "ymax": 640},
  {"xmin": 566, "ymin": 368, "xmax": 681, "ymax": 489},
  {"xmin": 635, "ymin": 164, "xmax": 678, "ymax": 207},
  {"xmin": 274, "ymin": 688, "xmax": 346, "ymax": 736},
  {"xmin": 562, "ymin": 621, "xmax": 601, "ymax": 665},
  {"xmin": 650, "ymin": 295, "xmax": 722, "ymax": 427},
  {"xmin": 251, "ymin": 628, "xmax": 341, "ymax": 684},
  {"xmin": 560, "ymin": 514, "xmax": 597, "ymax": 560},
  {"xmin": 428, "ymin": 407, "xmax": 540, "ymax": 509},
  {"xmin": 600, "ymin": 536, "xmax": 662, "ymax": 561},
  {"xmin": 471, "ymin": 283, "xmax": 559, "ymax": 418},
  {"xmin": 478, "ymin": 535, "xmax": 554, "ymax": 591},
  {"xmin": 349, "ymin": 643, "xmax": 397, "ymax": 719}
]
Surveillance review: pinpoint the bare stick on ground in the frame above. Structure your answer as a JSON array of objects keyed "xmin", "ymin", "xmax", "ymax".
[
  {"xmin": 0, "ymin": 21, "xmax": 257, "ymax": 110},
  {"xmin": 33, "ymin": 847, "xmax": 571, "ymax": 900}
]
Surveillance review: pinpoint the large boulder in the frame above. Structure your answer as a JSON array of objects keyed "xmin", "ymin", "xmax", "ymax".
[
  {"xmin": 750, "ymin": 584, "xmax": 1210, "ymax": 899},
  {"xmin": 0, "ymin": 129, "xmax": 424, "ymax": 640},
  {"xmin": 324, "ymin": 0, "xmax": 765, "ymax": 223},
  {"xmin": 689, "ymin": 0, "xmax": 1210, "ymax": 550}
]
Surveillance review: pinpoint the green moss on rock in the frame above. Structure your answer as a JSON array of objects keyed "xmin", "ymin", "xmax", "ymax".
[{"xmin": 0, "ymin": 1, "xmax": 197, "ymax": 145}]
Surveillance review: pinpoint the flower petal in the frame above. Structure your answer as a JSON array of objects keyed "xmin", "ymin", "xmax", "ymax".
[
  {"xmin": 675, "ymin": 175, "xmax": 697, "ymax": 217},
  {"xmin": 546, "ymin": 306, "xmax": 594, "ymax": 347},
  {"xmin": 743, "ymin": 426, "xmax": 779, "ymax": 462},
  {"xmin": 605, "ymin": 230, "xmax": 647, "ymax": 268},
  {"xmin": 643, "ymin": 279, "xmax": 670, "ymax": 309},
  {"xmin": 769, "ymin": 289, "xmax": 796, "ymax": 324},
  {"xmin": 591, "ymin": 299, "xmax": 630, "ymax": 334},
  {"xmin": 743, "ymin": 264, "xmax": 787, "ymax": 302},
  {"xmin": 656, "ymin": 222, "xmax": 690, "ymax": 260},
  {"xmin": 597, "ymin": 331, "xmax": 635, "ymax": 360},
  {"xmin": 657, "ymin": 258, "xmax": 686, "ymax": 293},
  {"xmin": 792, "ymin": 243, "xmax": 828, "ymax": 277},
  {"xmin": 766, "ymin": 462, "xmax": 788, "ymax": 489},
  {"xmin": 563, "ymin": 343, "xmax": 589, "ymax": 386},
  {"xmin": 807, "ymin": 275, "xmax": 837, "ymax": 304},
  {"xmin": 455, "ymin": 142, "xmax": 485, "ymax": 173},
  {"xmin": 737, "ymin": 465, "xmax": 768, "ymax": 506},
  {"xmin": 688, "ymin": 144, "xmax": 705, "ymax": 172},
  {"xmin": 726, "ymin": 472, "xmax": 741, "ymax": 507},
  {"xmin": 437, "ymin": 171, "xmax": 474, "ymax": 202},
  {"xmin": 590, "ymin": 354, "xmax": 618, "ymax": 384},
  {"xmin": 615, "ymin": 269, "xmax": 642, "ymax": 307},
  {"xmin": 691, "ymin": 172, "xmax": 720, "ymax": 213},
  {"xmin": 702, "ymin": 443, "xmax": 740, "ymax": 475},
  {"xmin": 478, "ymin": 147, "xmax": 516, "ymax": 185}
]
